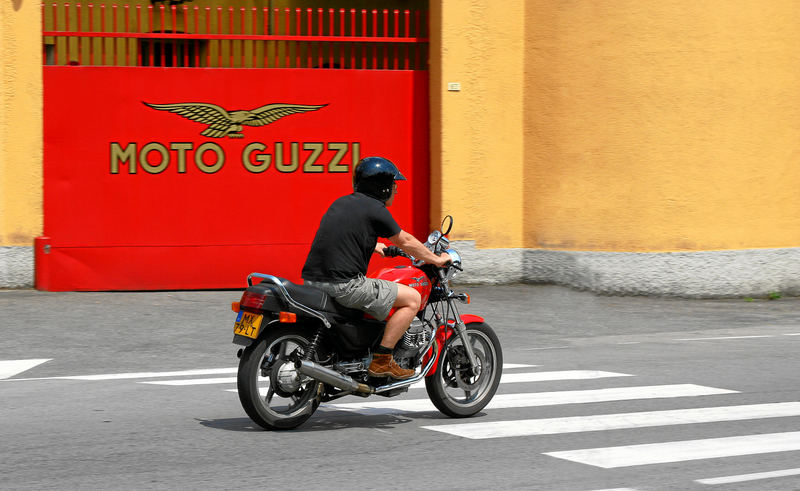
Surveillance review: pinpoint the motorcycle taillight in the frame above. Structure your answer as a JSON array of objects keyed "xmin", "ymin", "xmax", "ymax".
[{"xmin": 239, "ymin": 290, "xmax": 266, "ymax": 311}]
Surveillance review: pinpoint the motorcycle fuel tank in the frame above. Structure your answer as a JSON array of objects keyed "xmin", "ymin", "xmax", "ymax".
[{"xmin": 374, "ymin": 265, "xmax": 432, "ymax": 309}]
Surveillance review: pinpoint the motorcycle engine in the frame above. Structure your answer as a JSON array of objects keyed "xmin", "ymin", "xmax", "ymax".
[
  {"xmin": 336, "ymin": 319, "xmax": 434, "ymax": 376},
  {"xmin": 394, "ymin": 318, "xmax": 434, "ymax": 367}
]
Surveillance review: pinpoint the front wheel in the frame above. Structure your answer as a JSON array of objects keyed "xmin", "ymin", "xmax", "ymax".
[
  {"xmin": 425, "ymin": 322, "xmax": 503, "ymax": 417},
  {"xmin": 237, "ymin": 324, "xmax": 321, "ymax": 430}
]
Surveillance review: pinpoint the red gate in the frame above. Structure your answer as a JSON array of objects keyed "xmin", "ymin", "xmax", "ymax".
[{"xmin": 38, "ymin": 4, "xmax": 429, "ymax": 291}]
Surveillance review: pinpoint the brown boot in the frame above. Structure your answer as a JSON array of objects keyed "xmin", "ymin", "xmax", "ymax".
[{"xmin": 368, "ymin": 353, "xmax": 415, "ymax": 380}]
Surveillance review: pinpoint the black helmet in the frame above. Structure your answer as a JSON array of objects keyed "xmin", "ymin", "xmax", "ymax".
[{"xmin": 353, "ymin": 156, "xmax": 406, "ymax": 202}]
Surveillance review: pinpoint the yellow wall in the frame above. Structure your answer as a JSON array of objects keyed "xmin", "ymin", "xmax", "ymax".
[
  {"xmin": 0, "ymin": 0, "xmax": 43, "ymax": 247},
  {"xmin": 434, "ymin": 0, "xmax": 800, "ymax": 253},
  {"xmin": 524, "ymin": 0, "xmax": 800, "ymax": 252},
  {"xmin": 430, "ymin": 1, "xmax": 526, "ymax": 248}
]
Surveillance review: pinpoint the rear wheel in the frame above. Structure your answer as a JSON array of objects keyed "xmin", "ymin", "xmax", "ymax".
[
  {"xmin": 425, "ymin": 322, "xmax": 503, "ymax": 417},
  {"xmin": 237, "ymin": 325, "xmax": 321, "ymax": 430}
]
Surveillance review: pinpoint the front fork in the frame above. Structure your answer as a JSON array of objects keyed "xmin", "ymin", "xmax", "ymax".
[{"xmin": 438, "ymin": 271, "xmax": 480, "ymax": 377}]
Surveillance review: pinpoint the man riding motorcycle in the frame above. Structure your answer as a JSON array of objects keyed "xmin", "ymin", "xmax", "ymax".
[{"xmin": 302, "ymin": 156, "xmax": 451, "ymax": 380}]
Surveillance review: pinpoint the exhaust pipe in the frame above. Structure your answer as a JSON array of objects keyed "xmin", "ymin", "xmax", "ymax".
[{"xmin": 296, "ymin": 359, "xmax": 372, "ymax": 394}]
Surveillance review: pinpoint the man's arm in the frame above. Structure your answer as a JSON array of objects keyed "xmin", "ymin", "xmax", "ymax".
[{"xmin": 389, "ymin": 230, "xmax": 451, "ymax": 267}]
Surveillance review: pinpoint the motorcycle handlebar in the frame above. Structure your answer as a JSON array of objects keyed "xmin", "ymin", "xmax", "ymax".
[
  {"xmin": 383, "ymin": 245, "xmax": 405, "ymax": 258},
  {"xmin": 384, "ymin": 245, "xmax": 458, "ymax": 270}
]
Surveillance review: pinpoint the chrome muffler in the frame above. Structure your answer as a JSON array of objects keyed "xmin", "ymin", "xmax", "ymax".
[{"xmin": 295, "ymin": 359, "xmax": 373, "ymax": 394}]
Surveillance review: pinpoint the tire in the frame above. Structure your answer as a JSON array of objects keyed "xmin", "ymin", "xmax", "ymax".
[
  {"xmin": 237, "ymin": 324, "xmax": 321, "ymax": 430},
  {"xmin": 425, "ymin": 322, "xmax": 503, "ymax": 418}
]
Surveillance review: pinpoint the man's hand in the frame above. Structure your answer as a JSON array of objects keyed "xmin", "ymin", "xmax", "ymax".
[
  {"xmin": 431, "ymin": 252, "xmax": 452, "ymax": 268},
  {"xmin": 383, "ymin": 245, "xmax": 404, "ymax": 258},
  {"xmin": 389, "ymin": 230, "xmax": 452, "ymax": 267}
]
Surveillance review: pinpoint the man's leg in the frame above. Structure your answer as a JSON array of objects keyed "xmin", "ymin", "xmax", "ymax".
[
  {"xmin": 380, "ymin": 283, "xmax": 421, "ymax": 348},
  {"xmin": 368, "ymin": 284, "xmax": 420, "ymax": 380}
]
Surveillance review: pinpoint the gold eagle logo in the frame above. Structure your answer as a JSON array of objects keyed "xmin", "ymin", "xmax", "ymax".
[{"xmin": 143, "ymin": 102, "xmax": 326, "ymax": 138}]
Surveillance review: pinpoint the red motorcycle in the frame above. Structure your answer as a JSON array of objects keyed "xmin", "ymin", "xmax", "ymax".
[{"xmin": 231, "ymin": 216, "xmax": 503, "ymax": 430}]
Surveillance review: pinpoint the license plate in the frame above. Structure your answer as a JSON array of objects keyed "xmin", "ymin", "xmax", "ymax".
[{"xmin": 233, "ymin": 311, "xmax": 264, "ymax": 339}]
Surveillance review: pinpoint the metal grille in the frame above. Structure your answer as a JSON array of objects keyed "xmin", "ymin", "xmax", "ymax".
[{"xmin": 42, "ymin": 3, "xmax": 429, "ymax": 69}]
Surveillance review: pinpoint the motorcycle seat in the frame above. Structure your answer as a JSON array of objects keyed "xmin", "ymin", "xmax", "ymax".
[{"xmin": 264, "ymin": 277, "xmax": 364, "ymax": 320}]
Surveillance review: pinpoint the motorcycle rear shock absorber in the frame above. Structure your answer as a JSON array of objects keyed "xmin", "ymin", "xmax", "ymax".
[{"xmin": 304, "ymin": 324, "xmax": 326, "ymax": 361}]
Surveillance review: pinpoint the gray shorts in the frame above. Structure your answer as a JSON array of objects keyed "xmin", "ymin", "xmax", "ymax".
[{"xmin": 305, "ymin": 275, "xmax": 398, "ymax": 321}]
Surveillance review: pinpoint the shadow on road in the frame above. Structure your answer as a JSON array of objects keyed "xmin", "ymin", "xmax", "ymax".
[
  {"xmin": 196, "ymin": 417, "xmax": 264, "ymax": 432},
  {"xmin": 197, "ymin": 410, "xmax": 479, "ymax": 433}
]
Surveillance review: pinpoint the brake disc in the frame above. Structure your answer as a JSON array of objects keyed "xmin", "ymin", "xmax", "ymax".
[
  {"xmin": 445, "ymin": 345, "xmax": 485, "ymax": 392},
  {"xmin": 453, "ymin": 350, "xmax": 485, "ymax": 391}
]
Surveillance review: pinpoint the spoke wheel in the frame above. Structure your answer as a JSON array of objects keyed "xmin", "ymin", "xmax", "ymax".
[
  {"xmin": 425, "ymin": 322, "xmax": 503, "ymax": 417},
  {"xmin": 237, "ymin": 324, "xmax": 321, "ymax": 430}
]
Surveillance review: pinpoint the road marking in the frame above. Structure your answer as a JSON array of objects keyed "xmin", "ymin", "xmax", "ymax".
[
  {"xmin": 674, "ymin": 335, "xmax": 773, "ymax": 341},
  {"xmin": 407, "ymin": 370, "xmax": 632, "ymax": 389},
  {"xmin": 696, "ymin": 467, "xmax": 800, "ymax": 485},
  {"xmin": 6, "ymin": 367, "xmax": 238, "ymax": 381},
  {"xmin": 142, "ymin": 377, "xmax": 237, "ymax": 386},
  {"xmin": 544, "ymin": 431, "xmax": 800, "ymax": 468},
  {"xmin": 65, "ymin": 368, "xmax": 239, "ymax": 381},
  {"xmin": 422, "ymin": 402, "xmax": 800, "ymax": 439},
  {"xmin": 146, "ymin": 364, "xmax": 549, "ymax": 387},
  {"xmin": 783, "ymin": 333, "xmax": 800, "ymax": 336},
  {"xmin": 6, "ymin": 363, "xmax": 536, "ymax": 384},
  {"xmin": 496, "ymin": 370, "xmax": 632, "ymax": 383},
  {"xmin": 0, "ymin": 359, "xmax": 52, "ymax": 379},
  {"xmin": 217, "ymin": 369, "xmax": 630, "ymax": 391},
  {"xmin": 520, "ymin": 346, "xmax": 570, "ymax": 351},
  {"xmin": 321, "ymin": 384, "xmax": 736, "ymax": 415}
]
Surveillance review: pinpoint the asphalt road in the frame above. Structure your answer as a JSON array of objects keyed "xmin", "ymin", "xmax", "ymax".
[{"xmin": 2, "ymin": 284, "xmax": 800, "ymax": 490}]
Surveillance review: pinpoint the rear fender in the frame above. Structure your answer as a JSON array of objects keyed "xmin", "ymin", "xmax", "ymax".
[
  {"xmin": 232, "ymin": 316, "xmax": 319, "ymax": 347},
  {"xmin": 424, "ymin": 314, "xmax": 485, "ymax": 377}
]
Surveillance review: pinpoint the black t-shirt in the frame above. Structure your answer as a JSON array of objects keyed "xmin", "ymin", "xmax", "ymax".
[{"xmin": 301, "ymin": 192, "xmax": 402, "ymax": 282}]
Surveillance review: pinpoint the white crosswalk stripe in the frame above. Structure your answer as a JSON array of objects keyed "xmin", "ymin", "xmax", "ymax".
[
  {"xmin": 0, "ymin": 359, "xmax": 51, "ymax": 379},
  {"xmin": 544, "ymin": 431, "xmax": 800, "ymax": 468},
  {"xmin": 696, "ymin": 467, "xmax": 800, "ymax": 485},
  {"xmin": 151, "ymin": 369, "xmax": 629, "ymax": 387},
  {"xmin": 421, "ymin": 402, "xmax": 800, "ymax": 439},
  {"xmin": 142, "ymin": 376, "xmax": 237, "ymax": 386},
  {"xmin": 465, "ymin": 370, "xmax": 633, "ymax": 384},
  {"xmin": 322, "ymin": 384, "xmax": 735, "ymax": 415},
  {"xmin": 5, "ymin": 367, "xmax": 238, "ymax": 381}
]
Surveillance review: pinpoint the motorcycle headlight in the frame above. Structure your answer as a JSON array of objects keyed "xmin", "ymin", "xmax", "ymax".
[{"xmin": 445, "ymin": 248, "xmax": 462, "ymax": 281}]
